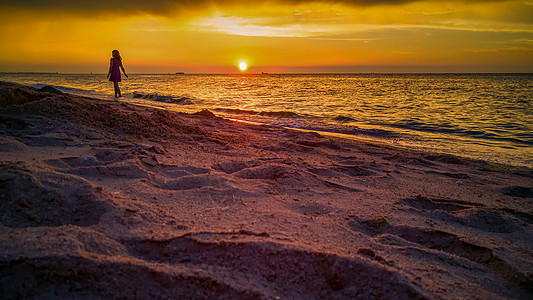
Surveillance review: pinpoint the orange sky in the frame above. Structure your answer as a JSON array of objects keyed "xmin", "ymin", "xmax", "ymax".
[{"xmin": 0, "ymin": 0, "xmax": 532, "ymax": 73}]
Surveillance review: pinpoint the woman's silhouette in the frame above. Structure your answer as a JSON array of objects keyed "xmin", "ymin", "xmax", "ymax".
[{"xmin": 107, "ymin": 50, "xmax": 128, "ymax": 98}]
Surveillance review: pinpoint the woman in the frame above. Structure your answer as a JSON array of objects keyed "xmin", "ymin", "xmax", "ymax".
[{"xmin": 107, "ymin": 50, "xmax": 128, "ymax": 98}]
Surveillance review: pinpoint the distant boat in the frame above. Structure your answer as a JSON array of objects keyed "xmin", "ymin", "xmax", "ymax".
[
  {"xmin": 261, "ymin": 72, "xmax": 268, "ymax": 75},
  {"xmin": 175, "ymin": 72, "xmax": 185, "ymax": 75}
]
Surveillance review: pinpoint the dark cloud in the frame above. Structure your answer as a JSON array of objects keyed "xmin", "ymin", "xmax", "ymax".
[
  {"xmin": 0, "ymin": 0, "xmax": 509, "ymax": 16},
  {"xmin": 0, "ymin": 0, "xmax": 189, "ymax": 15}
]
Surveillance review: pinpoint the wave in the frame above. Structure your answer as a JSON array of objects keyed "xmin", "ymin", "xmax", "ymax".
[
  {"xmin": 296, "ymin": 123, "xmax": 398, "ymax": 138},
  {"xmin": 333, "ymin": 115, "xmax": 356, "ymax": 123},
  {"xmin": 387, "ymin": 121, "xmax": 533, "ymax": 146},
  {"xmin": 131, "ymin": 92, "xmax": 193, "ymax": 105},
  {"xmin": 259, "ymin": 111, "xmax": 300, "ymax": 117},
  {"xmin": 215, "ymin": 108, "xmax": 301, "ymax": 118},
  {"xmin": 213, "ymin": 108, "xmax": 398, "ymax": 138}
]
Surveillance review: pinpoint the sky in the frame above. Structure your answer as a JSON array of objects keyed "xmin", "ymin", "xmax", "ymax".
[{"xmin": 0, "ymin": 0, "xmax": 532, "ymax": 73}]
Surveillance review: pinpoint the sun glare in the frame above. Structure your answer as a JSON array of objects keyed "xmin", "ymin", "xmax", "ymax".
[{"xmin": 239, "ymin": 61, "xmax": 248, "ymax": 71}]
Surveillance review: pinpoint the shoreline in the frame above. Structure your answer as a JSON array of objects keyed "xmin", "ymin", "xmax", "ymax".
[
  {"xmin": 67, "ymin": 89, "xmax": 533, "ymax": 169},
  {"xmin": 1, "ymin": 81, "xmax": 532, "ymax": 299},
  {"xmin": 2, "ymin": 72, "xmax": 530, "ymax": 169},
  {"xmin": 1, "ymin": 74, "xmax": 531, "ymax": 169}
]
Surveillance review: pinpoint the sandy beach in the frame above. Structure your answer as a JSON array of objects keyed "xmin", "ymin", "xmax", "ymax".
[{"xmin": 1, "ymin": 81, "xmax": 532, "ymax": 299}]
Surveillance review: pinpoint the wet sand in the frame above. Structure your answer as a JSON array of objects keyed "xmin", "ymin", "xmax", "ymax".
[{"xmin": 1, "ymin": 81, "xmax": 532, "ymax": 299}]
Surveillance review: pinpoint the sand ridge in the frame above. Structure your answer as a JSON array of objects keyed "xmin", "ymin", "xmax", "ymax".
[{"xmin": 1, "ymin": 82, "xmax": 532, "ymax": 299}]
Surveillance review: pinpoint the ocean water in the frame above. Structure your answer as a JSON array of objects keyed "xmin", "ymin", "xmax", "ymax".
[{"xmin": 1, "ymin": 73, "xmax": 532, "ymax": 167}]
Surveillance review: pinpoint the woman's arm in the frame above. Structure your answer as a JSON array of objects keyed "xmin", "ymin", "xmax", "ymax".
[{"xmin": 120, "ymin": 64, "xmax": 128, "ymax": 78}]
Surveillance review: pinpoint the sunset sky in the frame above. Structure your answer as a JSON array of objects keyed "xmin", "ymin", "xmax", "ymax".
[{"xmin": 1, "ymin": 0, "xmax": 532, "ymax": 73}]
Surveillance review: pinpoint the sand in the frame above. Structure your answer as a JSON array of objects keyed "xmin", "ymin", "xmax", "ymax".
[{"xmin": 0, "ymin": 81, "xmax": 532, "ymax": 299}]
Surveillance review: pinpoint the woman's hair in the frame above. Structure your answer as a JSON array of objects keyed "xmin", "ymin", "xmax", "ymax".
[{"xmin": 112, "ymin": 50, "xmax": 122, "ymax": 61}]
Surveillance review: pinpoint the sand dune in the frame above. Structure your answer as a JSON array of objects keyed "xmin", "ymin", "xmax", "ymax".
[{"xmin": 1, "ymin": 81, "xmax": 532, "ymax": 299}]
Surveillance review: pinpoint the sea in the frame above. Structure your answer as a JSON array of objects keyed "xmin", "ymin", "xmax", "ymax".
[{"xmin": 1, "ymin": 73, "xmax": 532, "ymax": 168}]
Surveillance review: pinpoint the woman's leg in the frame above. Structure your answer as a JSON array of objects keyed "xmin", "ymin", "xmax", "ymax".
[{"xmin": 113, "ymin": 82, "xmax": 121, "ymax": 98}]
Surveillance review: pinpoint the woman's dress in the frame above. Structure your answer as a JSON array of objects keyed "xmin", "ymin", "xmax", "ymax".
[{"xmin": 108, "ymin": 58, "xmax": 122, "ymax": 82}]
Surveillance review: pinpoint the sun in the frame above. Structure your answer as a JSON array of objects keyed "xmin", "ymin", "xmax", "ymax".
[{"xmin": 238, "ymin": 61, "xmax": 248, "ymax": 71}]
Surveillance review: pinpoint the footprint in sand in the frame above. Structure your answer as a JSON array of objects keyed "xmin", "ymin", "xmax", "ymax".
[
  {"xmin": 0, "ymin": 163, "xmax": 109, "ymax": 228},
  {"xmin": 122, "ymin": 232, "xmax": 427, "ymax": 298},
  {"xmin": 349, "ymin": 215, "xmax": 528, "ymax": 285},
  {"xmin": 398, "ymin": 195, "xmax": 529, "ymax": 233},
  {"xmin": 159, "ymin": 164, "xmax": 210, "ymax": 178},
  {"xmin": 399, "ymin": 195, "xmax": 483, "ymax": 212}
]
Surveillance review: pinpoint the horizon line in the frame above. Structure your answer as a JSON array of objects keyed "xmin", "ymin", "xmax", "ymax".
[{"xmin": 2, "ymin": 71, "xmax": 533, "ymax": 75}]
